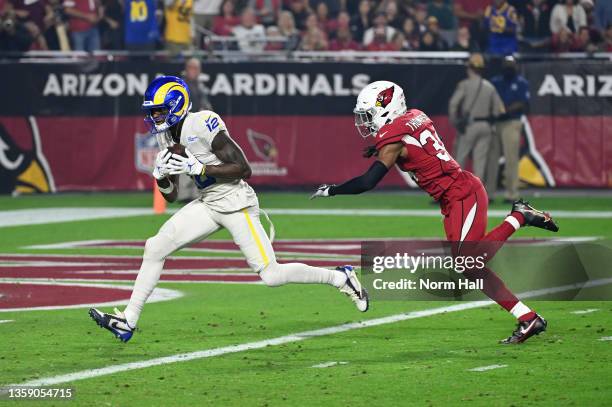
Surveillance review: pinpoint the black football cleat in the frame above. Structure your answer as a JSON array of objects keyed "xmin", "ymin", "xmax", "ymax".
[
  {"xmin": 511, "ymin": 199, "xmax": 559, "ymax": 232},
  {"xmin": 500, "ymin": 314, "xmax": 547, "ymax": 344}
]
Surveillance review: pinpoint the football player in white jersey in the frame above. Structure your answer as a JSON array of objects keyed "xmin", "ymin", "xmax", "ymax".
[{"xmin": 89, "ymin": 76, "xmax": 368, "ymax": 342}]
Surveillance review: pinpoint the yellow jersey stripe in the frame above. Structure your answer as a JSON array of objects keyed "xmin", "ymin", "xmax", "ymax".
[{"xmin": 242, "ymin": 209, "xmax": 269, "ymax": 266}]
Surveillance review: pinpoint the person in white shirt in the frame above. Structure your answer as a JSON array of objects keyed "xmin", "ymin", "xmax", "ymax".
[
  {"xmin": 232, "ymin": 7, "xmax": 266, "ymax": 52},
  {"xmin": 550, "ymin": 0, "xmax": 587, "ymax": 34},
  {"xmin": 362, "ymin": 11, "xmax": 396, "ymax": 46}
]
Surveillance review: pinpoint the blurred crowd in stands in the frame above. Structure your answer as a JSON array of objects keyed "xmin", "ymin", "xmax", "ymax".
[{"xmin": 1, "ymin": 0, "xmax": 612, "ymax": 54}]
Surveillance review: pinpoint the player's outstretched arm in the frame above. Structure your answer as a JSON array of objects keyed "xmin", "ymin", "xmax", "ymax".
[
  {"xmin": 207, "ymin": 130, "xmax": 252, "ymax": 180},
  {"xmin": 311, "ymin": 142, "xmax": 403, "ymax": 198}
]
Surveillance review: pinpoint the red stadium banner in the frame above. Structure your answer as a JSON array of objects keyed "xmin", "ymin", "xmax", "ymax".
[{"xmin": 0, "ymin": 60, "xmax": 610, "ymax": 193}]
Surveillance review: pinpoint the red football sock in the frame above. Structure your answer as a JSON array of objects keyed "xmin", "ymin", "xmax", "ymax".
[{"xmin": 463, "ymin": 267, "xmax": 520, "ymax": 312}]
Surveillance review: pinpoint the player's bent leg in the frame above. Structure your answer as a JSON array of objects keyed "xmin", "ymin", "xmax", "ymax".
[
  {"xmin": 222, "ymin": 205, "xmax": 368, "ymax": 311},
  {"xmin": 89, "ymin": 200, "xmax": 221, "ymax": 338}
]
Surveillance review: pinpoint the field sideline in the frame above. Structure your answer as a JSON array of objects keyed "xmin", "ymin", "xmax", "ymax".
[{"xmin": 1, "ymin": 191, "xmax": 611, "ymax": 406}]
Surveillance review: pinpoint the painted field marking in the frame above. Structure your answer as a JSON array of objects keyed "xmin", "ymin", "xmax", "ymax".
[
  {"xmin": 0, "ymin": 280, "xmax": 182, "ymax": 312},
  {"xmin": 0, "ymin": 320, "xmax": 14, "ymax": 324},
  {"xmin": 2, "ymin": 207, "xmax": 612, "ymax": 228},
  {"xmin": 571, "ymin": 309, "xmax": 600, "ymax": 314},
  {"xmin": 599, "ymin": 336, "xmax": 612, "ymax": 341},
  {"xmin": 311, "ymin": 361, "xmax": 348, "ymax": 368},
  {"xmin": 6, "ymin": 277, "xmax": 612, "ymax": 388},
  {"xmin": 468, "ymin": 364, "xmax": 508, "ymax": 372}
]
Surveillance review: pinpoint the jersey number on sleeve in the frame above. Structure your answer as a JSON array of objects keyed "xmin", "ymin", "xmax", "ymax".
[{"xmin": 419, "ymin": 129, "xmax": 451, "ymax": 162}]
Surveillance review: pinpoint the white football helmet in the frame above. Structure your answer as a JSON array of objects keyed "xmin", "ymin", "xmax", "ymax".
[{"xmin": 354, "ymin": 81, "xmax": 407, "ymax": 138}]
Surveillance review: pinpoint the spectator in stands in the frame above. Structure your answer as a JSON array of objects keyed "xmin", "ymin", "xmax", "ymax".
[
  {"xmin": 601, "ymin": 24, "xmax": 612, "ymax": 51},
  {"xmin": 100, "ymin": 0, "xmax": 122, "ymax": 49},
  {"xmin": 315, "ymin": 1, "xmax": 335, "ymax": 34},
  {"xmin": 8, "ymin": 0, "xmax": 49, "ymax": 49},
  {"xmin": 43, "ymin": 0, "xmax": 71, "ymax": 50},
  {"xmin": 264, "ymin": 25, "xmax": 284, "ymax": 50},
  {"xmin": 453, "ymin": 0, "xmax": 487, "ymax": 29},
  {"xmin": 333, "ymin": 10, "xmax": 350, "ymax": 37},
  {"xmin": 193, "ymin": 0, "xmax": 221, "ymax": 31},
  {"xmin": 572, "ymin": 25, "xmax": 596, "ymax": 51},
  {"xmin": 390, "ymin": 31, "xmax": 408, "ymax": 51},
  {"xmin": 232, "ymin": 7, "xmax": 265, "ymax": 52},
  {"xmin": 484, "ymin": 0, "xmax": 519, "ymax": 55},
  {"xmin": 551, "ymin": 26, "xmax": 574, "ymax": 51},
  {"xmin": 317, "ymin": 0, "xmax": 341, "ymax": 18},
  {"xmin": 419, "ymin": 30, "xmax": 443, "ymax": 51},
  {"xmin": 491, "ymin": 56, "xmax": 530, "ymax": 202},
  {"xmin": 277, "ymin": 10, "xmax": 299, "ymax": 50},
  {"xmin": 520, "ymin": 0, "xmax": 552, "ymax": 41},
  {"xmin": 413, "ymin": 4, "xmax": 428, "ymax": 33},
  {"xmin": 401, "ymin": 16, "xmax": 420, "ymax": 49},
  {"xmin": 365, "ymin": 26, "xmax": 394, "ymax": 51},
  {"xmin": 63, "ymin": 0, "xmax": 102, "ymax": 51},
  {"xmin": 304, "ymin": 12, "xmax": 326, "ymax": 37},
  {"xmin": 384, "ymin": 0, "xmax": 404, "ymax": 30},
  {"xmin": 363, "ymin": 11, "xmax": 395, "ymax": 46},
  {"xmin": 451, "ymin": 25, "xmax": 479, "ymax": 51},
  {"xmin": 350, "ymin": 0, "xmax": 371, "ymax": 43},
  {"xmin": 595, "ymin": 0, "xmax": 612, "ymax": 31},
  {"xmin": 123, "ymin": 0, "xmax": 158, "ymax": 51},
  {"xmin": 299, "ymin": 25, "xmax": 328, "ymax": 50},
  {"xmin": 164, "ymin": 0, "xmax": 193, "ymax": 53},
  {"xmin": 0, "ymin": 6, "xmax": 37, "ymax": 50},
  {"xmin": 250, "ymin": 0, "xmax": 280, "ymax": 27},
  {"xmin": 550, "ymin": 0, "xmax": 586, "ymax": 34},
  {"xmin": 427, "ymin": 0, "xmax": 455, "ymax": 30},
  {"xmin": 425, "ymin": 15, "xmax": 448, "ymax": 50},
  {"xmin": 288, "ymin": 0, "xmax": 310, "ymax": 31},
  {"xmin": 212, "ymin": 0, "xmax": 239, "ymax": 36},
  {"xmin": 329, "ymin": 25, "xmax": 360, "ymax": 50},
  {"xmin": 453, "ymin": 0, "xmax": 488, "ymax": 50},
  {"xmin": 449, "ymin": 53, "xmax": 505, "ymax": 198}
]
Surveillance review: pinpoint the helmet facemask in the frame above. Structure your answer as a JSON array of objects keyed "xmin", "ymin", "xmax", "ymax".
[{"xmin": 354, "ymin": 107, "xmax": 379, "ymax": 138}]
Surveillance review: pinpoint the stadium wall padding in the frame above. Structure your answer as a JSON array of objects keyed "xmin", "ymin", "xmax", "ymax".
[{"xmin": 0, "ymin": 60, "xmax": 610, "ymax": 193}]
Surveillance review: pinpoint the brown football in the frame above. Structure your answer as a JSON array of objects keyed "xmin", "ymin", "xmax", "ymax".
[{"xmin": 167, "ymin": 144, "xmax": 187, "ymax": 157}]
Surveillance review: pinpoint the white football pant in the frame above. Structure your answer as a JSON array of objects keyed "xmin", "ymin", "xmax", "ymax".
[{"xmin": 123, "ymin": 199, "xmax": 346, "ymax": 327}]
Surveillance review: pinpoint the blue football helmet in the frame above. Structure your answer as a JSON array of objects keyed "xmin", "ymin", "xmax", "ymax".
[{"xmin": 142, "ymin": 75, "xmax": 192, "ymax": 133}]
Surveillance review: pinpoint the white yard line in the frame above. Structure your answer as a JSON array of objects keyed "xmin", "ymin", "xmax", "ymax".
[
  {"xmin": 0, "ymin": 320, "xmax": 14, "ymax": 324},
  {"xmin": 6, "ymin": 277, "xmax": 612, "ymax": 388},
  {"xmin": 571, "ymin": 309, "xmax": 600, "ymax": 314},
  {"xmin": 599, "ymin": 336, "xmax": 612, "ymax": 341},
  {"xmin": 311, "ymin": 361, "xmax": 348, "ymax": 368},
  {"xmin": 468, "ymin": 364, "xmax": 508, "ymax": 372},
  {"xmin": 2, "ymin": 207, "xmax": 612, "ymax": 228}
]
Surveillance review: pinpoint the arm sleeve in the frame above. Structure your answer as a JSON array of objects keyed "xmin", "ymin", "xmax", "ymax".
[{"xmin": 329, "ymin": 161, "xmax": 389, "ymax": 196}]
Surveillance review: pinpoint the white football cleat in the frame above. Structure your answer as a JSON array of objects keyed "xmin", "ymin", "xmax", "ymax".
[
  {"xmin": 89, "ymin": 307, "xmax": 135, "ymax": 342},
  {"xmin": 336, "ymin": 265, "xmax": 369, "ymax": 312}
]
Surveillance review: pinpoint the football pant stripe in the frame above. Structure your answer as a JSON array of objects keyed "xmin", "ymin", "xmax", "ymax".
[
  {"xmin": 242, "ymin": 209, "xmax": 270, "ymax": 267},
  {"xmin": 460, "ymin": 201, "xmax": 477, "ymax": 242}
]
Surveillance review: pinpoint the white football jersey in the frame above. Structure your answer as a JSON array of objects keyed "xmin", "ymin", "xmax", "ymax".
[{"xmin": 157, "ymin": 110, "xmax": 257, "ymax": 212}]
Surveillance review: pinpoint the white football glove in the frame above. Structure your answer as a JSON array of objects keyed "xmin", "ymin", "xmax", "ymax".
[
  {"xmin": 310, "ymin": 184, "xmax": 334, "ymax": 200},
  {"xmin": 152, "ymin": 149, "xmax": 172, "ymax": 180},
  {"xmin": 167, "ymin": 149, "xmax": 205, "ymax": 176}
]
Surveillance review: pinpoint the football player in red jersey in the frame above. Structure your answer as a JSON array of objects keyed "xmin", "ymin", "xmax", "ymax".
[{"xmin": 311, "ymin": 80, "xmax": 559, "ymax": 344}]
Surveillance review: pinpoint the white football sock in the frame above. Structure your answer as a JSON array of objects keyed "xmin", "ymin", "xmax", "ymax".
[
  {"xmin": 510, "ymin": 301, "xmax": 532, "ymax": 319},
  {"xmin": 124, "ymin": 257, "xmax": 165, "ymax": 328},
  {"xmin": 259, "ymin": 262, "xmax": 347, "ymax": 288},
  {"xmin": 505, "ymin": 215, "xmax": 521, "ymax": 231}
]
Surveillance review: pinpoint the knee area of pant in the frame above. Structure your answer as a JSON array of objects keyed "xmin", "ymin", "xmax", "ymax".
[
  {"xmin": 259, "ymin": 262, "xmax": 283, "ymax": 287},
  {"xmin": 144, "ymin": 223, "xmax": 176, "ymax": 260}
]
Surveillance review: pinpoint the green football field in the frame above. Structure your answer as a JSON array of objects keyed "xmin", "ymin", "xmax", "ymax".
[{"xmin": 1, "ymin": 192, "xmax": 611, "ymax": 406}]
